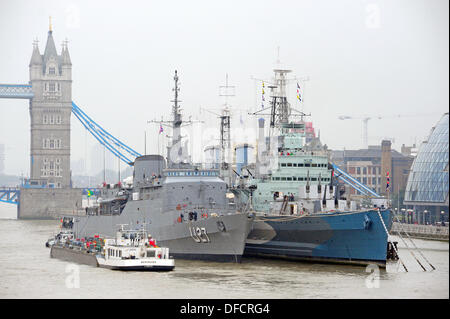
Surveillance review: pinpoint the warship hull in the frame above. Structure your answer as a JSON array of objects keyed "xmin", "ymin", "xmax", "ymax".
[
  {"xmin": 72, "ymin": 209, "xmax": 253, "ymax": 263},
  {"xmin": 244, "ymin": 209, "xmax": 392, "ymax": 267}
]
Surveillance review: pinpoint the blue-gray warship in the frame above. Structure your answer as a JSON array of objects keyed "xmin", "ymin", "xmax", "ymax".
[
  {"xmin": 67, "ymin": 71, "xmax": 254, "ymax": 262},
  {"xmin": 232, "ymin": 68, "xmax": 393, "ymax": 267}
]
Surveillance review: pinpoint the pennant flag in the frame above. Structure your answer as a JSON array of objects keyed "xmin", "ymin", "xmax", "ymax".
[
  {"xmin": 261, "ymin": 81, "xmax": 265, "ymax": 109},
  {"xmin": 159, "ymin": 124, "xmax": 164, "ymax": 134},
  {"xmin": 296, "ymin": 82, "xmax": 302, "ymax": 102},
  {"xmin": 386, "ymin": 171, "xmax": 390, "ymax": 191}
]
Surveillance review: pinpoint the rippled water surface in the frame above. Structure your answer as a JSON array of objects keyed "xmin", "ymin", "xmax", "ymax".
[{"xmin": 0, "ymin": 206, "xmax": 448, "ymax": 299}]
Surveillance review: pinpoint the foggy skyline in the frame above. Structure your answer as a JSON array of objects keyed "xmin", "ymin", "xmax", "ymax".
[{"xmin": 0, "ymin": 0, "xmax": 448, "ymax": 176}]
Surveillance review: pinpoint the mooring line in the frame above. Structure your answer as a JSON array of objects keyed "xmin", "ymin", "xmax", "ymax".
[
  {"xmin": 393, "ymin": 215, "xmax": 436, "ymax": 271},
  {"xmin": 376, "ymin": 209, "xmax": 408, "ymax": 272}
]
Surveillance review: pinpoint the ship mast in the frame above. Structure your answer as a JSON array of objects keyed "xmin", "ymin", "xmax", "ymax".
[
  {"xmin": 249, "ymin": 68, "xmax": 311, "ymax": 178},
  {"xmin": 166, "ymin": 70, "xmax": 188, "ymax": 168},
  {"xmin": 219, "ymin": 74, "xmax": 234, "ymax": 187},
  {"xmin": 148, "ymin": 71, "xmax": 204, "ymax": 167},
  {"xmin": 170, "ymin": 70, "xmax": 182, "ymax": 160},
  {"xmin": 270, "ymin": 69, "xmax": 292, "ymax": 127}
]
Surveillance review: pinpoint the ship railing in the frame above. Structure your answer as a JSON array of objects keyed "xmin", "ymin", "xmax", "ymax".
[
  {"xmin": 280, "ymin": 150, "xmax": 329, "ymax": 157},
  {"xmin": 391, "ymin": 223, "xmax": 449, "ymax": 236}
]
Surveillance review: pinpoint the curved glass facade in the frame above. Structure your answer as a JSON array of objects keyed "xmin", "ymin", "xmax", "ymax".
[{"xmin": 404, "ymin": 113, "xmax": 449, "ymax": 204}]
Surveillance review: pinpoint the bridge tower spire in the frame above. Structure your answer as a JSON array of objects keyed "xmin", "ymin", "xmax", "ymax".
[{"xmin": 28, "ymin": 22, "xmax": 72, "ymax": 188}]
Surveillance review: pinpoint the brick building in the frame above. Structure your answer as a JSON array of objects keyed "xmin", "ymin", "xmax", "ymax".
[{"xmin": 332, "ymin": 140, "xmax": 414, "ymax": 197}]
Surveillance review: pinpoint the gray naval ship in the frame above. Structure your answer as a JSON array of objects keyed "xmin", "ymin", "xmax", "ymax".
[{"xmin": 69, "ymin": 71, "xmax": 254, "ymax": 262}]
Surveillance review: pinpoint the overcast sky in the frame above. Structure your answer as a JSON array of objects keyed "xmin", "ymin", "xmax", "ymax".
[{"xmin": 0, "ymin": 0, "xmax": 448, "ymax": 176}]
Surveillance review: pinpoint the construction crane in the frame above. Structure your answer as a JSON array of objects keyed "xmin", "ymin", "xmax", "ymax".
[{"xmin": 338, "ymin": 113, "xmax": 442, "ymax": 149}]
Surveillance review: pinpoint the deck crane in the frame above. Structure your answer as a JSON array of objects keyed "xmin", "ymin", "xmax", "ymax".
[{"xmin": 338, "ymin": 113, "xmax": 442, "ymax": 149}]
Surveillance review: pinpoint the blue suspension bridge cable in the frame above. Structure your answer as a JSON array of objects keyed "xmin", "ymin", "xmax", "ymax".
[
  {"xmin": 71, "ymin": 106, "xmax": 134, "ymax": 165},
  {"xmin": 71, "ymin": 103, "xmax": 136, "ymax": 159},
  {"xmin": 72, "ymin": 102, "xmax": 142, "ymax": 158}
]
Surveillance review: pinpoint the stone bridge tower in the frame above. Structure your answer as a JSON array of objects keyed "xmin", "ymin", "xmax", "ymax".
[{"xmin": 28, "ymin": 23, "xmax": 72, "ymax": 188}]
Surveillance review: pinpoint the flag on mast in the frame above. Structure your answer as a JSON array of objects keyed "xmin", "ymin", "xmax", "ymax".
[
  {"xmin": 386, "ymin": 171, "xmax": 390, "ymax": 191},
  {"xmin": 261, "ymin": 81, "xmax": 265, "ymax": 109},
  {"xmin": 296, "ymin": 82, "xmax": 302, "ymax": 102}
]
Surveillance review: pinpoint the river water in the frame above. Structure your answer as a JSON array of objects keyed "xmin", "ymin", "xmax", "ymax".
[{"xmin": 0, "ymin": 206, "xmax": 448, "ymax": 299}]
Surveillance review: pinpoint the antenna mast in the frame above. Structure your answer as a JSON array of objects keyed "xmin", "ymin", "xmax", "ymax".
[
  {"xmin": 218, "ymin": 74, "xmax": 235, "ymax": 186},
  {"xmin": 165, "ymin": 70, "xmax": 188, "ymax": 167}
]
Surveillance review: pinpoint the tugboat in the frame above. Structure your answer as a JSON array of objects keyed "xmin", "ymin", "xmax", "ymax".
[
  {"xmin": 45, "ymin": 217, "xmax": 74, "ymax": 247},
  {"xmin": 66, "ymin": 71, "xmax": 254, "ymax": 262},
  {"xmin": 232, "ymin": 68, "xmax": 393, "ymax": 267}
]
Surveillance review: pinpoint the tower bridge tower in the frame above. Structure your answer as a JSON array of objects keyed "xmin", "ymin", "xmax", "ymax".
[{"xmin": 28, "ymin": 23, "xmax": 72, "ymax": 188}]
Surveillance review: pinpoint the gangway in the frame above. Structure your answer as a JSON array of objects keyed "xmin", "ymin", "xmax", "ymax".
[{"xmin": 331, "ymin": 163, "xmax": 381, "ymax": 198}]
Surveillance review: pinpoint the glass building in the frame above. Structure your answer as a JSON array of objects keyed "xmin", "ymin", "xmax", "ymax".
[{"xmin": 404, "ymin": 113, "xmax": 449, "ymax": 224}]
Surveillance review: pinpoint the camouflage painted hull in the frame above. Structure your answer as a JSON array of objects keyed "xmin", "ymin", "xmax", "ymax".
[{"xmin": 244, "ymin": 209, "xmax": 392, "ymax": 267}]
